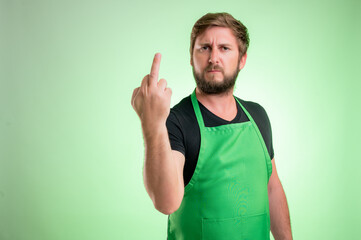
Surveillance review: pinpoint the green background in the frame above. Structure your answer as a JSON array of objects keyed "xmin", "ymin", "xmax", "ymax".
[{"xmin": 1, "ymin": 0, "xmax": 360, "ymax": 239}]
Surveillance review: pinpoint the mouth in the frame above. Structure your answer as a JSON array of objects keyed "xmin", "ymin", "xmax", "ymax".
[{"xmin": 206, "ymin": 66, "xmax": 223, "ymax": 73}]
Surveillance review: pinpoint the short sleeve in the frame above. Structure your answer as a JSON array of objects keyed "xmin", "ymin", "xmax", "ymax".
[
  {"xmin": 166, "ymin": 110, "xmax": 186, "ymax": 156},
  {"xmin": 257, "ymin": 105, "xmax": 275, "ymax": 160}
]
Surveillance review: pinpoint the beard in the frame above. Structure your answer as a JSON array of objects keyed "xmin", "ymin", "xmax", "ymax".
[{"xmin": 192, "ymin": 63, "xmax": 240, "ymax": 95}]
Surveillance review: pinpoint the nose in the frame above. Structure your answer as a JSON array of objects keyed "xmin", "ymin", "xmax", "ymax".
[{"xmin": 209, "ymin": 48, "xmax": 220, "ymax": 64}]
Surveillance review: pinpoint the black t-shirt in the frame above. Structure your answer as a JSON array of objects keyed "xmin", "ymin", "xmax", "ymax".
[{"xmin": 166, "ymin": 94, "xmax": 274, "ymax": 187}]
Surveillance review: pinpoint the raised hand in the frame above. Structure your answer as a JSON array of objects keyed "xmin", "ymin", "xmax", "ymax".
[{"xmin": 131, "ymin": 53, "xmax": 172, "ymax": 130}]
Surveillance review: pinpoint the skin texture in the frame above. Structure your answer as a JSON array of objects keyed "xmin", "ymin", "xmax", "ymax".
[
  {"xmin": 131, "ymin": 53, "xmax": 185, "ymax": 215},
  {"xmin": 131, "ymin": 26, "xmax": 292, "ymax": 239},
  {"xmin": 268, "ymin": 159, "xmax": 293, "ymax": 240}
]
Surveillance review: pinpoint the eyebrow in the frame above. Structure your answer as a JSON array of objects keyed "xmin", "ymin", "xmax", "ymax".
[{"xmin": 199, "ymin": 43, "xmax": 233, "ymax": 47}]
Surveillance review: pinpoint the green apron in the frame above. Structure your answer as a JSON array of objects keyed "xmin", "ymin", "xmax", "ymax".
[{"xmin": 167, "ymin": 90, "xmax": 273, "ymax": 240}]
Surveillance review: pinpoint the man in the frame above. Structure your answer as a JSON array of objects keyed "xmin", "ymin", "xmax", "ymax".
[{"xmin": 131, "ymin": 12, "xmax": 292, "ymax": 240}]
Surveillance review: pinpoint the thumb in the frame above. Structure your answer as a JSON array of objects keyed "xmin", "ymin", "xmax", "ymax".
[{"xmin": 131, "ymin": 87, "xmax": 140, "ymax": 107}]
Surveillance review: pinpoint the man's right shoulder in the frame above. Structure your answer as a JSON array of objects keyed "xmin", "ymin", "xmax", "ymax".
[
  {"xmin": 169, "ymin": 95, "xmax": 194, "ymax": 123},
  {"xmin": 166, "ymin": 94, "xmax": 196, "ymax": 156}
]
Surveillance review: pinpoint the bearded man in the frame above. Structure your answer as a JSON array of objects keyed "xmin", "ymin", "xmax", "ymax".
[{"xmin": 131, "ymin": 12, "xmax": 292, "ymax": 240}]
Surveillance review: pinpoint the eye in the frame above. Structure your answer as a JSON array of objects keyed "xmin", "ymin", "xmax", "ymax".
[
  {"xmin": 222, "ymin": 46, "xmax": 230, "ymax": 51},
  {"xmin": 201, "ymin": 46, "xmax": 209, "ymax": 50}
]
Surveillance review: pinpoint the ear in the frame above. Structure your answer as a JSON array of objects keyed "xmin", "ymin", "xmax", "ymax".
[{"xmin": 238, "ymin": 52, "xmax": 247, "ymax": 70}]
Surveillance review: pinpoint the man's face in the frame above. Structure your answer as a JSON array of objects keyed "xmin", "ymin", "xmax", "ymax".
[{"xmin": 191, "ymin": 26, "xmax": 247, "ymax": 94}]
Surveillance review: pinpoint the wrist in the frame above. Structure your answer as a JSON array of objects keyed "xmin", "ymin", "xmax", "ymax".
[{"xmin": 141, "ymin": 120, "xmax": 167, "ymax": 140}]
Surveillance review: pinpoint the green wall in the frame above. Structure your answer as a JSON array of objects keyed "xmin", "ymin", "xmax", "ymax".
[{"xmin": 1, "ymin": 0, "xmax": 360, "ymax": 239}]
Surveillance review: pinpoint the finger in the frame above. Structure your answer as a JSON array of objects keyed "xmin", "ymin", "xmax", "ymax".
[
  {"xmin": 131, "ymin": 87, "xmax": 140, "ymax": 107},
  {"xmin": 140, "ymin": 74, "xmax": 149, "ymax": 91},
  {"xmin": 157, "ymin": 78, "xmax": 167, "ymax": 91},
  {"xmin": 165, "ymin": 87, "xmax": 172, "ymax": 97},
  {"xmin": 149, "ymin": 53, "xmax": 161, "ymax": 86}
]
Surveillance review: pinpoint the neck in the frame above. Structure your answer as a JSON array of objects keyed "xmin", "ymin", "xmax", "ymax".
[{"xmin": 195, "ymin": 87, "xmax": 237, "ymax": 121}]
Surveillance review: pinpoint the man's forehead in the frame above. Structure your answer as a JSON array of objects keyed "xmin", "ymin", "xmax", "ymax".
[{"xmin": 195, "ymin": 26, "xmax": 237, "ymax": 45}]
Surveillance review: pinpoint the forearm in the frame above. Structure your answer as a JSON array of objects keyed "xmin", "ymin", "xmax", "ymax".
[
  {"xmin": 142, "ymin": 124, "xmax": 182, "ymax": 214},
  {"xmin": 268, "ymin": 182, "xmax": 292, "ymax": 240}
]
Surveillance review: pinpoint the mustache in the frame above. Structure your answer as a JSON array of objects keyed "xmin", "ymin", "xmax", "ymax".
[{"xmin": 205, "ymin": 65, "xmax": 223, "ymax": 72}]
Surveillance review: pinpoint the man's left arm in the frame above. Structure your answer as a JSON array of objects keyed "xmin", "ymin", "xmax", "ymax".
[{"xmin": 268, "ymin": 158, "xmax": 293, "ymax": 240}]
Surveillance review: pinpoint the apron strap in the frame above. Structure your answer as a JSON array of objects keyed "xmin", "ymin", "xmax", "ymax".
[{"xmin": 191, "ymin": 89, "xmax": 205, "ymax": 129}]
